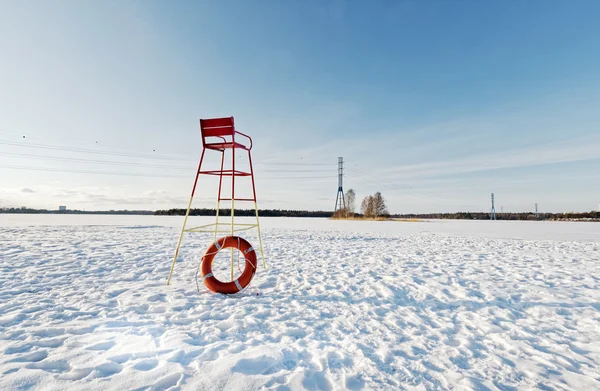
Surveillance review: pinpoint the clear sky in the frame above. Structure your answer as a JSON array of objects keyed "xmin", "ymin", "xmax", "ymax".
[{"xmin": 1, "ymin": 0, "xmax": 599, "ymax": 213}]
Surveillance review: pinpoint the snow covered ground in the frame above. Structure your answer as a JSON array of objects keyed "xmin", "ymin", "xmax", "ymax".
[{"xmin": 0, "ymin": 215, "xmax": 599, "ymax": 390}]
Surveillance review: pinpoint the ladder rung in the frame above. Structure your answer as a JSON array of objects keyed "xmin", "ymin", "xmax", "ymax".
[
  {"xmin": 219, "ymin": 198, "xmax": 256, "ymax": 201},
  {"xmin": 198, "ymin": 169, "xmax": 252, "ymax": 177},
  {"xmin": 184, "ymin": 222, "xmax": 259, "ymax": 233}
]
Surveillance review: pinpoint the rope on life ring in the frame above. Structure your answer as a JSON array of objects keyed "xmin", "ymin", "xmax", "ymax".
[{"xmin": 200, "ymin": 236, "xmax": 257, "ymax": 294}]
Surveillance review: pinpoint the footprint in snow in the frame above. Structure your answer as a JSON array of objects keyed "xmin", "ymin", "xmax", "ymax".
[
  {"xmin": 132, "ymin": 359, "xmax": 159, "ymax": 371},
  {"xmin": 147, "ymin": 293, "xmax": 167, "ymax": 303},
  {"xmin": 150, "ymin": 373, "xmax": 182, "ymax": 391},
  {"xmin": 91, "ymin": 362, "xmax": 123, "ymax": 378},
  {"xmin": 107, "ymin": 353, "xmax": 132, "ymax": 364},
  {"xmin": 33, "ymin": 336, "xmax": 68, "ymax": 348},
  {"xmin": 4, "ymin": 344, "xmax": 33, "ymax": 354},
  {"xmin": 85, "ymin": 341, "xmax": 116, "ymax": 351},
  {"xmin": 26, "ymin": 360, "xmax": 71, "ymax": 373},
  {"xmin": 9, "ymin": 350, "xmax": 48, "ymax": 363},
  {"xmin": 107, "ymin": 288, "xmax": 128, "ymax": 298}
]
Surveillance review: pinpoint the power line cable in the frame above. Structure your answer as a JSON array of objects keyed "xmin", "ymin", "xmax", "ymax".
[
  {"xmin": 262, "ymin": 169, "xmax": 335, "ymax": 173},
  {"xmin": 0, "ymin": 138, "xmax": 336, "ymax": 168},
  {"xmin": 0, "ymin": 151, "xmax": 333, "ymax": 173},
  {"xmin": 0, "ymin": 151, "xmax": 192, "ymax": 170},
  {"xmin": 258, "ymin": 162, "xmax": 333, "ymax": 166},
  {"xmin": 1, "ymin": 132, "xmax": 198, "ymax": 158},
  {"xmin": 346, "ymin": 167, "xmax": 473, "ymax": 204},
  {"xmin": 346, "ymin": 167, "xmax": 446, "ymax": 200},
  {"xmin": 2, "ymin": 133, "xmax": 334, "ymax": 166},
  {"xmin": 0, "ymin": 164, "xmax": 189, "ymax": 178},
  {"xmin": 349, "ymin": 166, "xmax": 477, "ymax": 203},
  {"xmin": 345, "ymin": 169, "xmax": 423, "ymax": 200},
  {"xmin": 350, "ymin": 166, "xmax": 416, "ymax": 190},
  {"xmin": 0, "ymin": 137, "xmax": 338, "ymax": 181},
  {"xmin": 346, "ymin": 168, "xmax": 456, "ymax": 203},
  {"xmin": 260, "ymin": 176, "xmax": 334, "ymax": 180},
  {"xmin": 0, "ymin": 140, "xmax": 197, "ymax": 161},
  {"xmin": 0, "ymin": 164, "xmax": 335, "ymax": 181}
]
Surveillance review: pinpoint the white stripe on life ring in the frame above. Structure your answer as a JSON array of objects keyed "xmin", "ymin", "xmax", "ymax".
[
  {"xmin": 214, "ymin": 241, "xmax": 222, "ymax": 250},
  {"xmin": 202, "ymin": 272, "xmax": 213, "ymax": 282},
  {"xmin": 234, "ymin": 279, "xmax": 242, "ymax": 291}
]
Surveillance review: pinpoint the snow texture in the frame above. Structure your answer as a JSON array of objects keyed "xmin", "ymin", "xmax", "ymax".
[{"xmin": 0, "ymin": 215, "xmax": 599, "ymax": 390}]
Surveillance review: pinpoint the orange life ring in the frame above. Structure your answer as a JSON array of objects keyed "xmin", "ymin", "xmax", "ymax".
[{"xmin": 200, "ymin": 236, "xmax": 257, "ymax": 294}]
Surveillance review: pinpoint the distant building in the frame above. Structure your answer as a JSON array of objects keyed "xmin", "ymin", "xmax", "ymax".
[{"xmin": 59, "ymin": 206, "xmax": 67, "ymax": 211}]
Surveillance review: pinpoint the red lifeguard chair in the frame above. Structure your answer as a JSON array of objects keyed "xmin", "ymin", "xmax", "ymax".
[{"xmin": 167, "ymin": 117, "xmax": 265, "ymax": 293}]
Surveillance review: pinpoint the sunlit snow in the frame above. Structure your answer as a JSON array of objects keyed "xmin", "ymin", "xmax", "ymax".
[{"xmin": 1, "ymin": 216, "xmax": 599, "ymax": 390}]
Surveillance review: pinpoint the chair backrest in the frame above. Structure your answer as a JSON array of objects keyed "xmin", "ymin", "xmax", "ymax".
[{"xmin": 200, "ymin": 117, "xmax": 235, "ymax": 139}]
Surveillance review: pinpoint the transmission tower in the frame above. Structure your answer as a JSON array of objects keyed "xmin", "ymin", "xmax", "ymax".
[
  {"xmin": 490, "ymin": 193, "xmax": 497, "ymax": 220},
  {"xmin": 535, "ymin": 203, "xmax": 539, "ymax": 219},
  {"xmin": 334, "ymin": 157, "xmax": 345, "ymax": 212}
]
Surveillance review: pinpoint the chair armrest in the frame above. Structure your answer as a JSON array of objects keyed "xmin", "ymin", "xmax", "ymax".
[
  {"xmin": 203, "ymin": 135, "xmax": 228, "ymax": 144},
  {"xmin": 234, "ymin": 131, "xmax": 253, "ymax": 150}
]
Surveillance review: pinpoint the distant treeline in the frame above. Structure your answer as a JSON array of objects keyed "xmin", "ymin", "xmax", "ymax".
[
  {"xmin": 392, "ymin": 211, "xmax": 600, "ymax": 221},
  {"xmin": 0, "ymin": 207, "xmax": 154, "ymax": 215},
  {"xmin": 154, "ymin": 208, "xmax": 332, "ymax": 218},
  {"xmin": 3, "ymin": 207, "xmax": 598, "ymax": 221}
]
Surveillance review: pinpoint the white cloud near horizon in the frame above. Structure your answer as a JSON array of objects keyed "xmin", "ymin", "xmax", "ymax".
[{"xmin": 378, "ymin": 136, "xmax": 600, "ymax": 181}]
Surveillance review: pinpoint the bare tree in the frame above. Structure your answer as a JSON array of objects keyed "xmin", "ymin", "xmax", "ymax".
[
  {"xmin": 360, "ymin": 192, "xmax": 388, "ymax": 218},
  {"xmin": 372, "ymin": 191, "xmax": 389, "ymax": 217},
  {"xmin": 345, "ymin": 189, "xmax": 356, "ymax": 216},
  {"xmin": 361, "ymin": 195, "xmax": 374, "ymax": 218}
]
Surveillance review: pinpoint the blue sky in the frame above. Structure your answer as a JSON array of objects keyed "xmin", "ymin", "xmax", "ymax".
[{"xmin": 1, "ymin": 0, "xmax": 599, "ymax": 213}]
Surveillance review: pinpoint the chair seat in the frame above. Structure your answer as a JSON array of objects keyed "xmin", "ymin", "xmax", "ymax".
[{"xmin": 204, "ymin": 141, "xmax": 249, "ymax": 151}]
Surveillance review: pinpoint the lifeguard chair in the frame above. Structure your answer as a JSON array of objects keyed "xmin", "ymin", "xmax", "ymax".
[{"xmin": 167, "ymin": 116, "xmax": 265, "ymax": 293}]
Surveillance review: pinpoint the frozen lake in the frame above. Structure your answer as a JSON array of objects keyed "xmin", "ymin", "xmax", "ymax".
[
  {"xmin": 0, "ymin": 215, "xmax": 599, "ymax": 390},
  {"xmin": 2, "ymin": 214, "xmax": 600, "ymax": 241}
]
